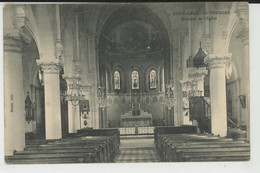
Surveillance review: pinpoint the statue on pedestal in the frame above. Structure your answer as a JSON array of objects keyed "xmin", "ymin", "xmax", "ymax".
[{"xmin": 25, "ymin": 92, "xmax": 33, "ymax": 123}]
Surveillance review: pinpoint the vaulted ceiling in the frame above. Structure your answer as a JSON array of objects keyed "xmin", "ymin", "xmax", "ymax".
[{"xmin": 99, "ymin": 4, "xmax": 170, "ymax": 59}]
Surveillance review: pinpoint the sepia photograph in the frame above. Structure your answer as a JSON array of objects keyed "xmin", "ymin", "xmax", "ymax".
[{"xmin": 2, "ymin": 1, "xmax": 250, "ymax": 165}]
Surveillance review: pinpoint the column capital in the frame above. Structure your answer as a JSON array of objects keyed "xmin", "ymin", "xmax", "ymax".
[
  {"xmin": 204, "ymin": 54, "xmax": 231, "ymax": 69},
  {"xmin": 4, "ymin": 30, "xmax": 31, "ymax": 53},
  {"xmin": 36, "ymin": 59, "xmax": 63, "ymax": 74}
]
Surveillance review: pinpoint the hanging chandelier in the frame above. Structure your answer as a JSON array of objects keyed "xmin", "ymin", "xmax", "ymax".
[{"xmin": 65, "ymin": 77, "xmax": 85, "ymax": 106}]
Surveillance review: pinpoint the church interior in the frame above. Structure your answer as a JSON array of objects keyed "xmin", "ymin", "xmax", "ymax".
[{"xmin": 3, "ymin": 2, "xmax": 250, "ymax": 163}]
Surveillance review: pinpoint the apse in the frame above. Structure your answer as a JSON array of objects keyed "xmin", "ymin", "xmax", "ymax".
[
  {"xmin": 99, "ymin": 5, "xmax": 170, "ymax": 91},
  {"xmin": 97, "ymin": 5, "xmax": 171, "ymax": 128}
]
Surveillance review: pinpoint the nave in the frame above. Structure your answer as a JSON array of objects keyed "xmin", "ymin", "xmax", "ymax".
[{"xmin": 5, "ymin": 126, "xmax": 250, "ymax": 164}]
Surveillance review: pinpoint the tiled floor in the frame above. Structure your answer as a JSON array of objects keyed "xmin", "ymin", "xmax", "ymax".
[{"xmin": 114, "ymin": 136, "xmax": 160, "ymax": 163}]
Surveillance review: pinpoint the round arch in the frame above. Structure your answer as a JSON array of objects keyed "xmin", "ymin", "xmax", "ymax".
[
  {"xmin": 24, "ymin": 5, "xmax": 43, "ymax": 58},
  {"xmin": 97, "ymin": 5, "xmax": 171, "ymax": 94}
]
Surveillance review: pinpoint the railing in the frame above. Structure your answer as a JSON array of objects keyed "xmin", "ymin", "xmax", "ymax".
[
  {"xmin": 202, "ymin": 97, "xmax": 211, "ymax": 119},
  {"xmin": 227, "ymin": 117, "xmax": 240, "ymax": 129},
  {"xmin": 189, "ymin": 96, "xmax": 211, "ymax": 134},
  {"xmin": 119, "ymin": 127, "xmax": 155, "ymax": 136},
  {"xmin": 202, "ymin": 97, "xmax": 242, "ymax": 130}
]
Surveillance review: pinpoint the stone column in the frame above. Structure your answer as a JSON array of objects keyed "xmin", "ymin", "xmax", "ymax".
[
  {"xmin": 36, "ymin": 59, "xmax": 63, "ymax": 139},
  {"xmin": 4, "ymin": 32, "xmax": 30, "ymax": 156},
  {"xmin": 64, "ymin": 76, "xmax": 81, "ymax": 133},
  {"xmin": 87, "ymin": 34, "xmax": 99, "ymax": 129},
  {"xmin": 205, "ymin": 54, "xmax": 231, "ymax": 137}
]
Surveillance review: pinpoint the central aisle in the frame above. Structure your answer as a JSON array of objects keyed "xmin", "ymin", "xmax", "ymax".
[{"xmin": 114, "ymin": 136, "xmax": 160, "ymax": 163}]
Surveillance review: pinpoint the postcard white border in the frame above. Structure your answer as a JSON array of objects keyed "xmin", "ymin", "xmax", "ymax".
[{"xmin": 0, "ymin": 3, "xmax": 259, "ymax": 173}]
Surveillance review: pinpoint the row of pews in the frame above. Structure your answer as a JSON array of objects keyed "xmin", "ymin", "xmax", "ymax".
[
  {"xmin": 155, "ymin": 126, "xmax": 250, "ymax": 162},
  {"xmin": 5, "ymin": 128, "xmax": 120, "ymax": 164}
]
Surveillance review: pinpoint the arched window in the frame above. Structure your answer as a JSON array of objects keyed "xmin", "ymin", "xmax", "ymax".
[
  {"xmin": 114, "ymin": 71, "xmax": 120, "ymax": 90},
  {"xmin": 150, "ymin": 70, "xmax": 156, "ymax": 89},
  {"xmin": 132, "ymin": 70, "xmax": 139, "ymax": 89}
]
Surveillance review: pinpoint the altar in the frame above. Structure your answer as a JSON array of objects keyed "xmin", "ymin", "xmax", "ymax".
[{"xmin": 120, "ymin": 110, "xmax": 153, "ymax": 127}]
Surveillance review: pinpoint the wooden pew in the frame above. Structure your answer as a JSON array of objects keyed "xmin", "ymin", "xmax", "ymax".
[
  {"xmin": 5, "ymin": 152, "xmax": 93, "ymax": 164},
  {"xmin": 38, "ymin": 136, "xmax": 115, "ymax": 162},
  {"xmin": 180, "ymin": 152, "xmax": 250, "ymax": 162},
  {"xmin": 47, "ymin": 137, "xmax": 117, "ymax": 162},
  {"xmin": 5, "ymin": 156, "xmax": 86, "ymax": 164},
  {"xmin": 34, "ymin": 132, "xmax": 118, "ymax": 162},
  {"xmin": 177, "ymin": 143, "xmax": 247, "ymax": 162},
  {"xmin": 155, "ymin": 133, "xmax": 250, "ymax": 162},
  {"xmin": 7, "ymin": 137, "xmax": 105, "ymax": 163},
  {"xmin": 6, "ymin": 144, "xmax": 104, "ymax": 164},
  {"xmin": 154, "ymin": 126, "xmax": 197, "ymax": 155},
  {"xmin": 20, "ymin": 145, "xmax": 101, "ymax": 163},
  {"xmin": 6, "ymin": 129, "xmax": 120, "ymax": 164},
  {"xmin": 169, "ymin": 143, "xmax": 250, "ymax": 162},
  {"xmin": 77, "ymin": 128, "xmax": 120, "ymax": 144},
  {"xmin": 162, "ymin": 134, "xmax": 235, "ymax": 160},
  {"xmin": 77, "ymin": 128, "xmax": 120, "ymax": 157},
  {"xmin": 154, "ymin": 125, "xmax": 198, "ymax": 135}
]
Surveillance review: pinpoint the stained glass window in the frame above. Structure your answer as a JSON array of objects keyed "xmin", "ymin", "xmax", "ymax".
[
  {"xmin": 114, "ymin": 71, "xmax": 120, "ymax": 90},
  {"xmin": 150, "ymin": 70, "xmax": 156, "ymax": 89},
  {"xmin": 132, "ymin": 70, "xmax": 139, "ymax": 89}
]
